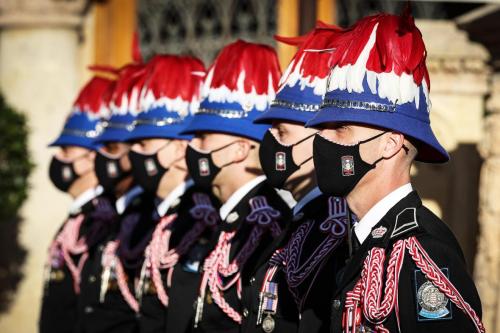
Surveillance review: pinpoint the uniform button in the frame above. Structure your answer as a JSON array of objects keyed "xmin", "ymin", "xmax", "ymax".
[
  {"xmin": 249, "ymin": 277, "xmax": 255, "ymax": 285},
  {"xmin": 243, "ymin": 308, "xmax": 249, "ymax": 317},
  {"xmin": 226, "ymin": 212, "xmax": 239, "ymax": 224},
  {"xmin": 89, "ymin": 275, "xmax": 96, "ymax": 283},
  {"xmin": 332, "ymin": 299, "xmax": 341, "ymax": 310},
  {"xmin": 84, "ymin": 306, "xmax": 93, "ymax": 314}
]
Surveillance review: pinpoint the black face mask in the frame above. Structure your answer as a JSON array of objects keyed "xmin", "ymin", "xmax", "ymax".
[
  {"xmin": 128, "ymin": 142, "xmax": 171, "ymax": 193},
  {"xmin": 49, "ymin": 156, "xmax": 80, "ymax": 192},
  {"xmin": 185, "ymin": 141, "xmax": 238, "ymax": 190},
  {"xmin": 259, "ymin": 130, "xmax": 315, "ymax": 189},
  {"xmin": 95, "ymin": 151, "xmax": 130, "ymax": 192},
  {"xmin": 313, "ymin": 131, "xmax": 386, "ymax": 197}
]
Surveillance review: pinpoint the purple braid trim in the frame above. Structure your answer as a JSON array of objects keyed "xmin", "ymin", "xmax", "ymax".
[
  {"xmin": 118, "ymin": 213, "xmax": 153, "ymax": 268},
  {"xmin": 284, "ymin": 221, "xmax": 314, "ymax": 276},
  {"xmin": 234, "ymin": 227, "xmax": 264, "ymax": 267},
  {"xmin": 87, "ymin": 198, "xmax": 118, "ymax": 247},
  {"xmin": 173, "ymin": 221, "xmax": 208, "ymax": 257},
  {"xmin": 189, "ymin": 193, "xmax": 219, "ymax": 227},
  {"xmin": 246, "ymin": 196, "xmax": 281, "ymax": 226},
  {"xmin": 286, "ymin": 237, "xmax": 343, "ymax": 287},
  {"xmin": 281, "ymin": 199, "xmax": 348, "ymax": 288},
  {"xmin": 172, "ymin": 193, "xmax": 220, "ymax": 257},
  {"xmin": 230, "ymin": 196, "xmax": 283, "ymax": 268}
]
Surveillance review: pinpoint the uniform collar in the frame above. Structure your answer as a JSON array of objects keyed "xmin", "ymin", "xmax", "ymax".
[
  {"xmin": 335, "ymin": 190, "xmax": 421, "ymax": 294},
  {"xmin": 69, "ymin": 186, "xmax": 103, "ymax": 215},
  {"xmin": 292, "ymin": 187, "xmax": 322, "ymax": 216},
  {"xmin": 354, "ymin": 183, "xmax": 413, "ymax": 244},
  {"xmin": 275, "ymin": 189, "xmax": 296, "ymax": 209},
  {"xmin": 115, "ymin": 185, "xmax": 143, "ymax": 215},
  {"xmin": 219, "ymin": 175, "xmax": 266, "ymax": 221},
  {"xmin": 156, "ymin": 179, "xmax": 194, "ymax": 217}
]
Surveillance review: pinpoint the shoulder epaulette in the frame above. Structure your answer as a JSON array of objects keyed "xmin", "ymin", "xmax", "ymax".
[{"xmin": 390, "ymin": 207, "xmax": 419, "ymax": 239}]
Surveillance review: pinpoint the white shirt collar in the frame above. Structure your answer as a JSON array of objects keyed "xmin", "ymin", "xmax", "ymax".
[
  {"xmin": 156, "ymin": 179, "xmax": 194, "ymax": 217},
  {"xmin": 219, "ymin": 175, "xmax": 266, "ymax": 221},
  {"xmin": 354, "ymin": 183, "xmax": 413, "ymax": 244},
  {"xmin": 292, "ymin": 187, "xmax": 322, "ymax": 216},
  {"xmin": 115, "ymin": 185, "xmax": 144, "ymax": 215},
  {"xmin": 275, "ymin": 189, "xmax": 296, "ymax": 209},
  {"xmin": 69, "ymin": 186, "xmax": 103, "ymax": 215}
]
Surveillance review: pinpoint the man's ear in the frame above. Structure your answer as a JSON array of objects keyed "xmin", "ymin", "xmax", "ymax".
[
  {"xmin": 232, "ymin": 140, "xmax": 252, "ymax": 163},
  {"xmin": 382, "ymin": 132, "xmax": 405, "ymax": 159}
]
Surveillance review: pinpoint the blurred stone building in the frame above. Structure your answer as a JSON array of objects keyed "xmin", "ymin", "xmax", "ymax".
[{"xmin": 0, "ymin": 0, "xmax": 498, "ymax": 332}]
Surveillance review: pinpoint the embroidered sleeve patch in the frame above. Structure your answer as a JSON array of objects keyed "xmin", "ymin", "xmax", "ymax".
[{"xmin": 414, "ymin": 267, "xmax": 453, "ymax": 321}]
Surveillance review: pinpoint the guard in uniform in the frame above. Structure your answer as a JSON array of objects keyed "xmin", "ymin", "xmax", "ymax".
[
  {"xmin": 125, "ymin": 54, "xmax": 219, "ymax": 333},
  {"xmin": 306, "ymin": 10, "xmax": 485, "ymax": 333},
  {"xmin": 179, "ymin": 40, "xmax": 292, "ymax": 333},
  {"xmin": 77, "ymin": 63, "xmax": 157, "ymax": 333},
  {"xmin": 243, "ymin": 23, "xmax": 352, "ymax": 333},
  {"xmin": 41, "ymin": 75, "xmax": 116, "ymax": 333}
]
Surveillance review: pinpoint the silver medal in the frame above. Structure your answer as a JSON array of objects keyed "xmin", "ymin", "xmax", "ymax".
[{"xmin": 262, "ymin": 314, "xmax": 275, "ymax": 333}]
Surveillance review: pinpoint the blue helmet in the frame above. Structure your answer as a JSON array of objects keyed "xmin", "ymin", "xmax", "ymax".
[
  {"xmin": 127, "ymin": 54, "xmax": 206, "ymax": 141},
  {"xmin": 255, "ymin": 22, "xmax": 345, "ymax": 125},
  {"xmin": 95, "ymin": 63, "xmax": 147, "ymax": 143},
  {"xmin": 306, "ymin": 12, "xmax": 448, "ymax": 163},
  {"xmin": 49, "ymin": 76, "xmax": 115, "ymax": 150},
  {"xmin": 182, "ymin": 40, "xmax": 282, "ymax": 141}
]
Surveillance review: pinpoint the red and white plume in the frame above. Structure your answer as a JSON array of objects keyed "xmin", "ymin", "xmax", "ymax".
[
  {"xmin": 110, "ymin": 63, "xmax": 147, "ymax": 116},
  {"xmin": 72, "ymin": 76, "xmax": 116, "ymax": 119},
  {"xmin": 140, "ymin": 55, "xmax": 206, "ymax": 116},
  {"xmin": 276, "ymin": 22, "xmax": 345, "ymax": 97},
  {"xmin": 326, "ymin": 8, "xmax": 430, "ymax": 111},
  {"xmin": 202, "ymin": 39, "xmax": 282, "ymax": 111},
  {"xmin": 132, "ymin": 29, "xmax": 144, "ymax": 64}
]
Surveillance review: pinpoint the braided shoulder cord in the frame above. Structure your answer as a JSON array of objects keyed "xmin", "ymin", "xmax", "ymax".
[
  {"xmin": 343, "ymin": 237, "xmax": 485, "ymax": 333},
  {"xmin": 198, "ymin": 231, "xmax": 243, "ymax": 323},
  {"xmin": 101, "ymin": 240, "xmax": 139, "ymax": 312},
  {"xmin": 197, "ymin": 196, "xmax": 284, "ymax": 324},
  {"xmin": 147, "ymin": 214, "xmax": 176, "ymax": 306},
  {"xmin": 407, "ymin": 237, "xmax": 485, "ymax": 333},
  {"xmin": 53, "ymin": 214, "xmax": 89, "ymax": 293}
]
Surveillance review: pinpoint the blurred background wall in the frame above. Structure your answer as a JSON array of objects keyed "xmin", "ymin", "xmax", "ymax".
[{"xmin": 0, "ymin": 0, "xmax": 499, "ymax": 332}]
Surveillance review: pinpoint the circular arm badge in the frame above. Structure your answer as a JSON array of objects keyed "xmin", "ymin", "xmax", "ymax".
[{"xmin": 414, "ymin": 268, "xmax": 452, "ymax": 321}]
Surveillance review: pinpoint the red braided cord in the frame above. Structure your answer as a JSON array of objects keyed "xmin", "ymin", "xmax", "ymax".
[
  {"xmin": 343, "ymin": 252, "xmax": 369, "ymax": 333},
  {"xmin": 375, "ymin": 325, "xmax": 390, "ymax": 333},
  {"xmin": 142, "ymin": 212, "xmax": 210, "ymax": 306},
  {"xmin": 56, "ymin": 215, "xmax": 89, "ymax": 293},
  {"xmin": 364, "ymin": 240, "xmax": 405, "ymax": 323},
  {"xmin": 162, "ymin": 221, "xmax": 206, "ymax": 266},
  {"xmin": 219, "ymin": 227, "xmax": 264, "ymax": 276},
  {"xmin": 199, "ymin": 231, "xmax": 243, "ymax": 323},
  {"xmin": 207, "ymin": 266, "xmax": 242, "ymax": 323},
  {"xmin": 406, "ymin": 237, "xmax": 485, "ymax": 333},
  {"xmin": 197, "ymin": 202, "xmax": 282, "ymax": 324},
  {"xmin": 102, "ymin": 241, "xmax": 139, "ymax": 312},
  {"xmin": 149, "ymin": 214, "xmax": 176, "ymax": 306},
  {"xmin": 343, "ymin": 237, "xmax": 485, "ymax": 333},
  {"xmin": 61, "ymin": 249, "xmax": 88, "ymax": 294}
]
